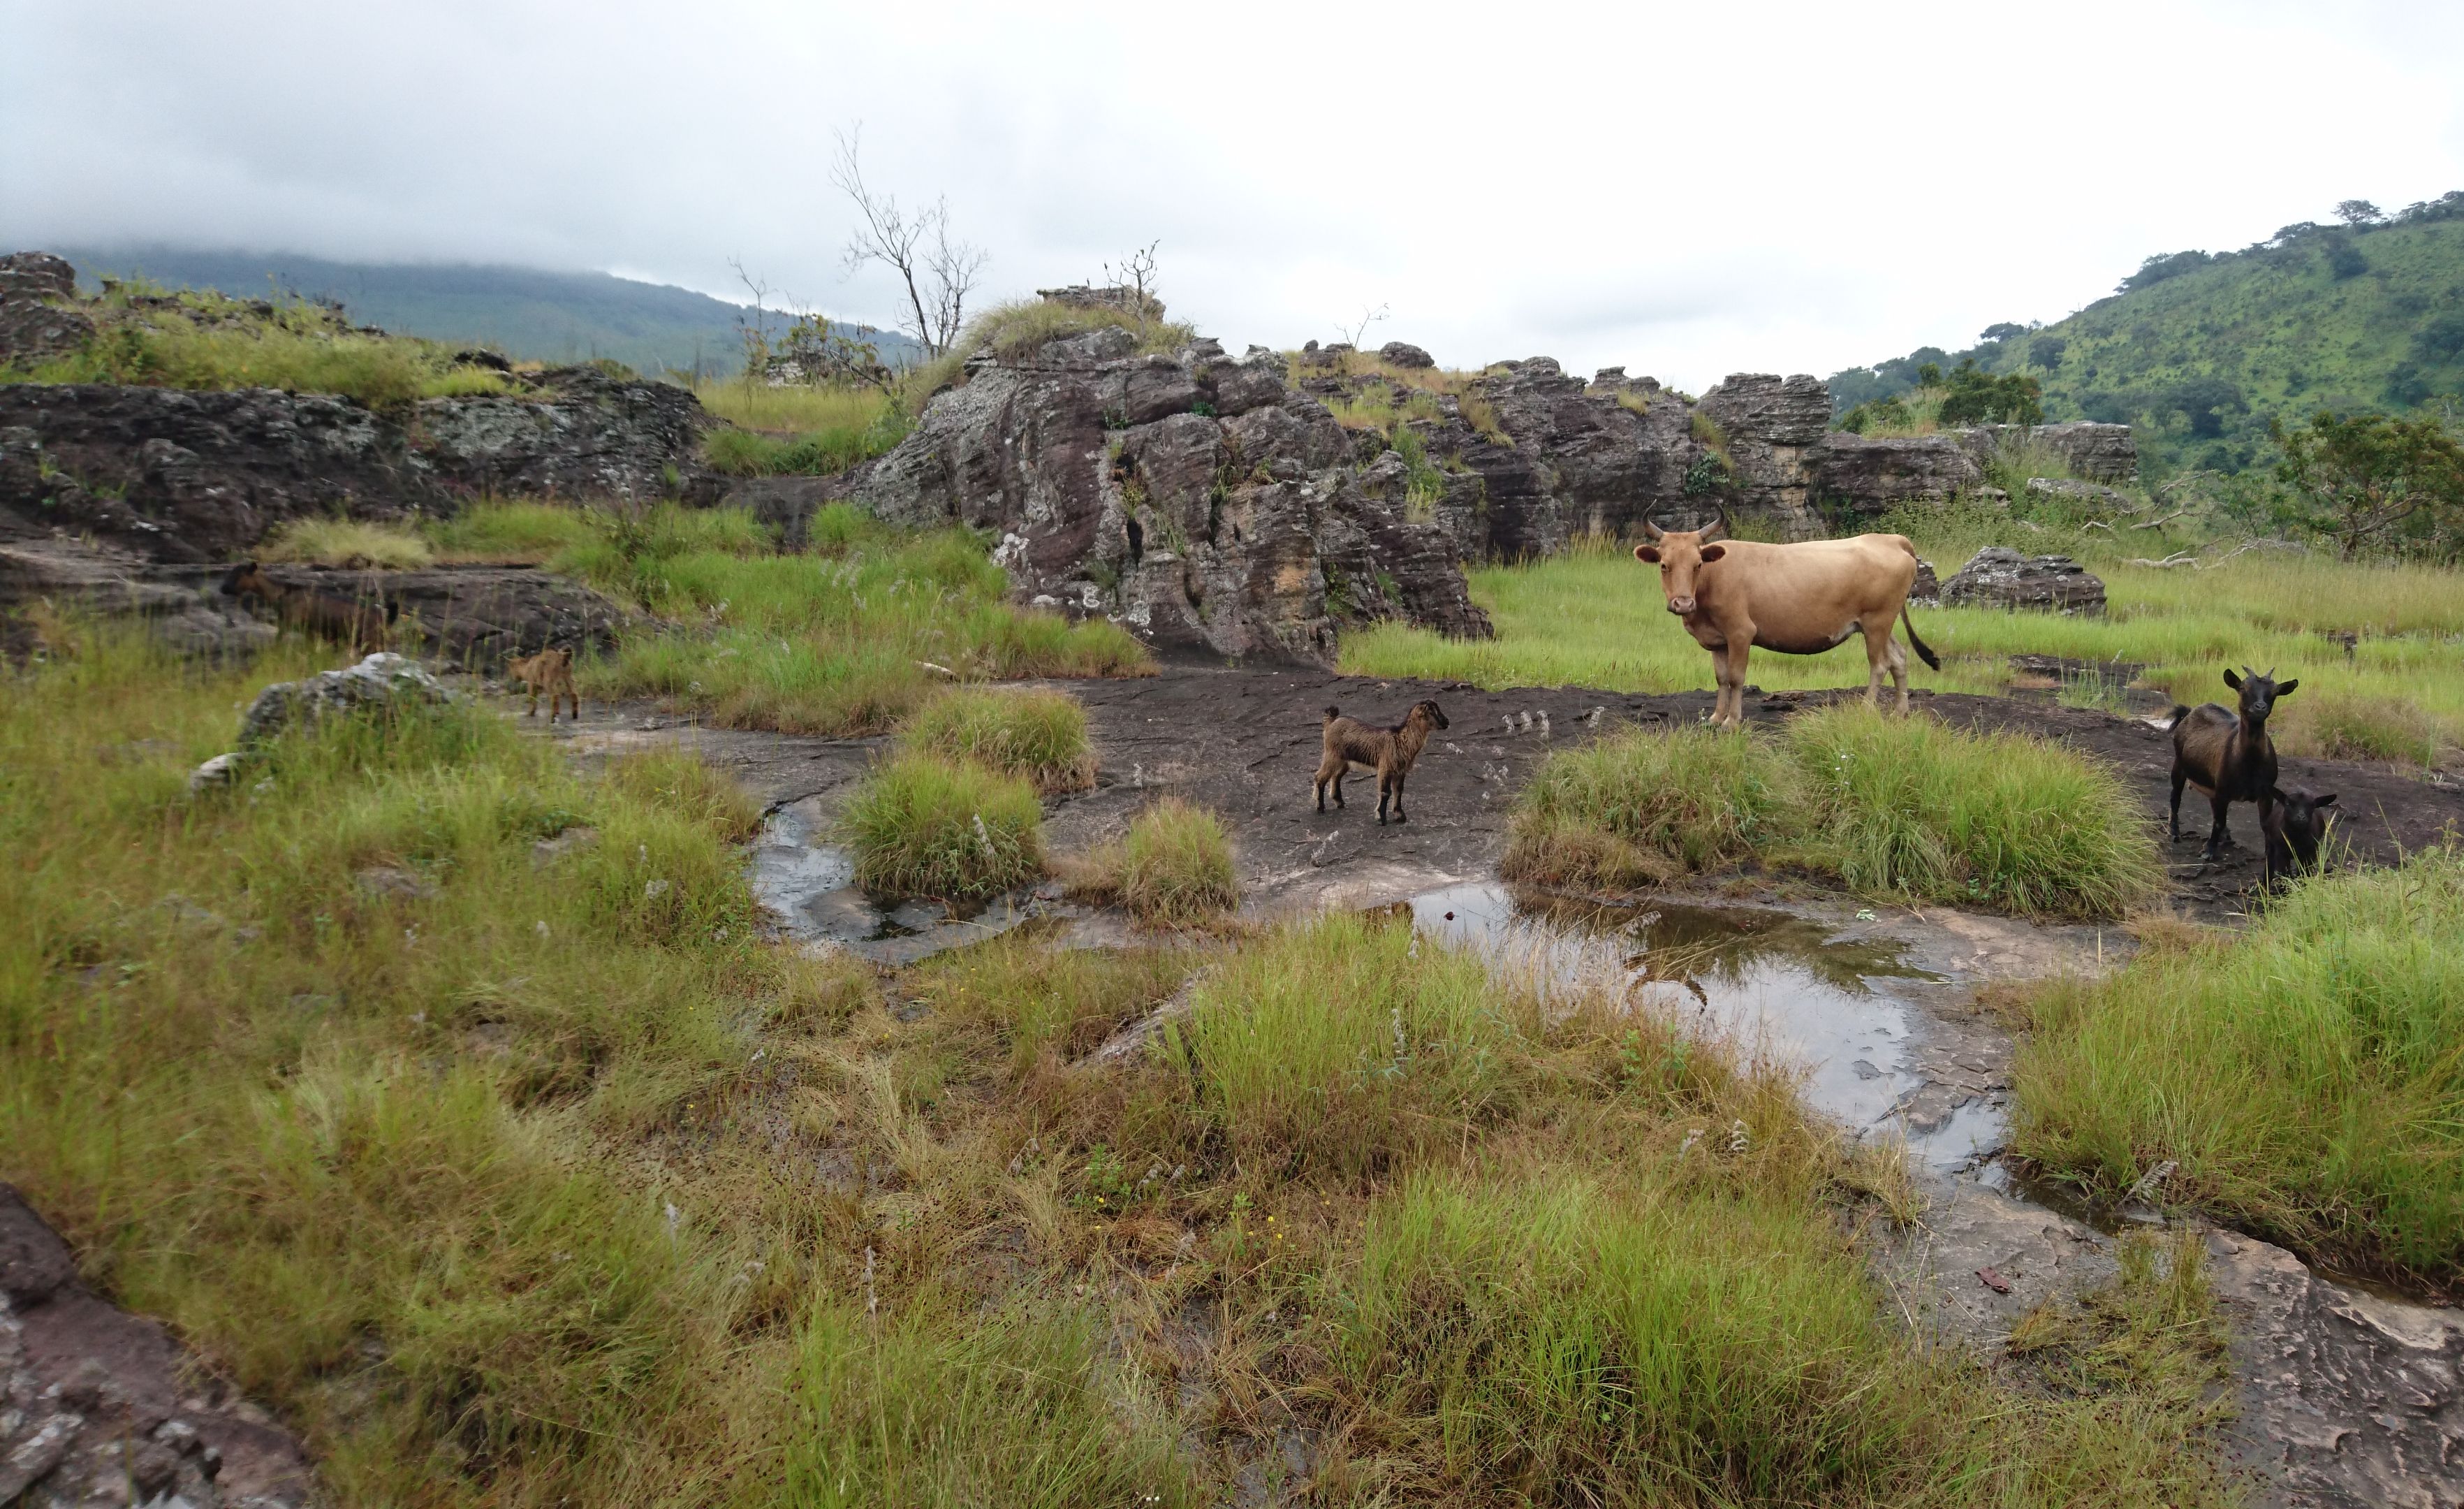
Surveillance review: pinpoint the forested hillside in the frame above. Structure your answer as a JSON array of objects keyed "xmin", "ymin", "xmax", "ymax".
[
  {"xmin": 1831, "ymin": 194, "xmax": 2464, "ymax": 476},
  {"xmin": 54, "ymin": 247, "xmax": 918, "ymax": 379}
]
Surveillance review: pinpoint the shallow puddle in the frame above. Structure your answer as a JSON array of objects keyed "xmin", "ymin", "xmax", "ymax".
[
  {"xmin": 747, "ymin": 799, "xmax": 1049, "ymax": 965},
  {"xmin": 1406, "ymin": 882, "xmax": 2002, "ymax": 1168}
]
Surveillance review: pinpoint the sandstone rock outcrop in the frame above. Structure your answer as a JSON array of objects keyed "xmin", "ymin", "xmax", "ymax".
[
  {"xmin": 1939, "ymin": 547, "xmax": 2106, "ymax": 615},
  {"xmin": 1959, "ymin": 421, "xmax": 2138, "ymax": 483},
  {"xmin": 854, "ymin": 327, "xmax": 1490, "ymax": 662},
  {"xmin": 1, "ymin": 1185, "xmax": 314, "ymax": 1508},
  {"xmin": 1807, "ymin": 433, "xmax": 1987, "ymax": 521},
  {"xmin": 0, "ymin": 252, "xmax": 95, "ymax": 367},
  {"xmin": 1697, "ymin": 374, "xmax": 1831, "ymax": 537}
]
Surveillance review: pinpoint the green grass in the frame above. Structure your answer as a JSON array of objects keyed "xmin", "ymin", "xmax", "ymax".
[
  {"xmin": 0, "ymin": 621, "xmax": 858, "ymax": 1502},
  {"xmin": 839, "ymin": 753, "xmax": 1045, "ymax": 902},
  {"xmin": 256, "ymin": 516, "xmax": 437, "ymax": 569},
  {"xmin": 898, "ymin": 686, "xmax": 1097, "ymax": 794},
  {"xmin": 694, "ymin": 377, "xmax": 911, "ymax": 478},
  {"xmin": 909, "ymin": 929, "xmax": 1194, "ymax": 1077},
  {"xmin": 1499, "ymin": 709, "xmax": 2161, "ymax": 919},
  {"xmin": 1502, "ymin": 723, "xmax": 1796, "ymax": 889},
  {"xmin": 1061, "ymin": 797, "xmax": 1240, "ymax": 926},
  {"xmin": 17, "ymin": 286, "xmax": 516, "ymax": 409},
  {"xmin": 1782, "ymin": 704, "xmax": 2164, "ymax": 917},
  {"xmin": 2014, "ymin": 849, "xmax": 2464, "ymax": 1287},
  {"xmin": 429, "ymin": 499, "xmax": 1152, "ymax": 736},
  {"xmin": 1344, "ymin": 526, "xmax": 2464, "ymax": 765}
]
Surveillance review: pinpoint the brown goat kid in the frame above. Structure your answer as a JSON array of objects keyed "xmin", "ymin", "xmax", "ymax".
[
  {"xmin": 508, "ymin": 646, "xmax": 580, "ymax": 722},
  {"xmin": 2261, "ymin": 787, "xmax": 2336, "ymax": 892},
  {"xmin": 2169, "ymin": 666, "xmax": 2298, "ymax": 863},
  {"xmin": 1315, "ymin": 700, "xmax": 1449, "ymax": 825},
  {"xmin": 221, "ymin": 562, "xmax": 395, "ymax": 652}
]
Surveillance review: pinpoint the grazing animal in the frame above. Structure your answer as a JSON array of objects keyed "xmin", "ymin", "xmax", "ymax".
[
  {"xmin": 2168, "ymin": 666, "xmax": 2298, "ymax": 863},
  {"xmin": 2261, "ymin": 787, "xmax": 2336, "ymax": 891},
  {"xmin": 220, "ymin": 561, "xmax": 395, "ymax": 652},
  {"xmin": 1315, "ymin": 700, "xmax": 1449, "ymax": 824},
  {"xmin": 1633, "ymin": 506, "xmax": 1940, "ymax": 730},
  {"xmin": 508, "ymin": 646, "xmax": 580, "ymax": 722}
]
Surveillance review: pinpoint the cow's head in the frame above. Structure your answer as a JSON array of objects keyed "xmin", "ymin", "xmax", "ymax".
[
  {"xmin": 2222, "ymin": 665, "xmax": 2296, "ymax": 725},
  {"xmin": 1632, "ymin": 508, "xmax": 1729, "ymax": 616}
]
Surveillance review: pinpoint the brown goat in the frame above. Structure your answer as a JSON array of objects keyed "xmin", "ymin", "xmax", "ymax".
[
  {"xmin": 2261, "ymin": 786, "xmax": 2336, "ymax": 892},
  {"xmin": 2168, "ymin": 666, "xmax": 2298, "ymax": 863},
  {"xmin": 1314, "ymin": 700, "xmax": 1449, "ymax": 824},
  {"xmin": 220, "ymin": 562, "xmax": 395, "ymax": 652},
  {"xmin": 507, "ymin": 646, "xmax": 580, "ymax": 722}
]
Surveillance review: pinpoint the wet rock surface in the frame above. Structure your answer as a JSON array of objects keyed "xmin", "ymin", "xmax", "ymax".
[
  {"xmin": 1, "ymin": 1185, "xmax": 316, "ymax": 1508},
  {"xmin": 1939, "ymin": 546, "xmax": 2109, "ymax": 615}
]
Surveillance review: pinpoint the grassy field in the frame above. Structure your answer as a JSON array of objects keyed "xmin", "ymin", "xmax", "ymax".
[
  {"xmin": 2015, "ymin": 848, "xmax": 2464, "ymax": 1289},
  {"xmin": 0, "ymin": 627, "xmax": 2243, "ymax": 1504},
  {"xmin": 1345, "ymin": 530, "xmax": 2464, "ymax": 765}
]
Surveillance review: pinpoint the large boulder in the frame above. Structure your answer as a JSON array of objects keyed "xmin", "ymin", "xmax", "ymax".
[
  {"xmin": 411, "ymin": 365, "xmax": 721, "ymax": 503},
  {"xmin": 1469, "ymin": 358, "xmax": 1705, "ymax": 554},
  {"xmin": 853, "ymin": 323, "xmax": 1488, "ymax": 662},
  {"xmin": 237, "ymin": 650, "xmax": 453, "ymax": 748},
  {"xmin": 1938, "ymin": 547, "xmax": 2106, "ymax": 615},
  {"xmin": 1807, "ymin": 432, "xmax": 1987, "ymax": 522},
  {"xmin": 0, "ymin": 252, "xmax": 94, "ymax": 367}
]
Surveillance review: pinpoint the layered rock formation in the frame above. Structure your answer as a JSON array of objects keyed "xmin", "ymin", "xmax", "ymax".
[
  {"xmin": 1939, "ymin": 547, "xmax": 2107, "ymax": 615},
  {"xmin": 855, "ymin": 326, "xmax": 1491, "ymax": 661}
]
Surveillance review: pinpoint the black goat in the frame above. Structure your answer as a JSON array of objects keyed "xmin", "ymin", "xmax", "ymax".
[
  {"xmin": 2261, "ymin": 787, "xmax": 2337, "ymax": 891},
  {"xmin": 2168, "ymin": 666, "xmax": 2298, "ymax": 863},
  {"xmin": 1314, "ymin": 701, "xmax": 1448, "ymax": 824}
]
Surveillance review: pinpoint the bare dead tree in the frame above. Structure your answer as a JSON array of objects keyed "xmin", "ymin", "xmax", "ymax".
[
  {"xmin": 831, "ymin": 124, "xmax": 988, "ymax": 360},
  {"xmin": 1102, "ymin": 240, "xmax": 1162, "ymax": 320},
  {"xmin": 1337, "ymin": 302, "xmax": 1391, "ymax": 349}
]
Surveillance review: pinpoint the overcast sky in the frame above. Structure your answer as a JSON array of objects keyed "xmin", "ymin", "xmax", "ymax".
[{"xmin": 8, "ymin": 1, "xmax": 2463, "ymax": 389}]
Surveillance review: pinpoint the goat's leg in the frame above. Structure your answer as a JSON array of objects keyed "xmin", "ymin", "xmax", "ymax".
[
  {"xmin": 1376, "ymin": 770, "xmax": 1391, "ymax": 825},
  {"xmin": 2203, "ymin": 792, "xmax": 2232, "ymax": 862},
  {"xmin": 2169, "ymin": 767, "xmax": 2187, "ymax": 841},
  {"xmin": 525, "ymin": 685, "xmax": 539, "ymax": 717},
  {"xmin": 1390, "ymin": 768, "xmax": 1407, "ymax": 824}
]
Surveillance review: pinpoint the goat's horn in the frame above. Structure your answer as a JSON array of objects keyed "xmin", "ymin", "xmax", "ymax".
[{"xmin": 1640, "ymin": 511, "xmax": 1664, "ymax": 541}]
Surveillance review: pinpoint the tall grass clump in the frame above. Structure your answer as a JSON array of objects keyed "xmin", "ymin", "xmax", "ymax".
[
  {"xmin": 899, "ymin": 687, "xmax": 1097, "ymax": 794},
  {"xmin": 910, "ymin": 930, "xmax": 1194, "ymax": 1075},
  {"xmin": 2275, "ymin": 686, "xmax": 2444, "ymax": 767},
  {"xmin": 29, "ymin": 296, "xmax": 514, "ymax": 409},
  {"xmin": 256, "ymin": 517, "xmax": 435, "ymax": 569},
  {"xmin": 787, "ymin": 1294, "xmax": 1188, "ymax": 1508},
  {"xmin": 839, "ymin": 754, "xmax": 1043, "ymax": 902},
  {"xmin": 1782, "ymin": 705, "xmax": 2162, "ymax": 918},
  {"xmin": 1502, "ymin": 723, "xmax": 1796, "ymax": 889},
  {"xmin": 1062, "ymin": 798, "xmax": 1240, "ymax": 926},
  {"xmin": 2014, "ymin": 849, "xmax": 2464, "ymax": 1285},
  {"xmin": 423, "ymin": 499, "xmax": 603, "ymax": 563},
  {"xmin": 1164, "ymin": 912, "xmax": 1532, "ymax": 1174}
]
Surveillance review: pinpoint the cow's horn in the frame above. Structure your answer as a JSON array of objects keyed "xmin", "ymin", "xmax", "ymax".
[
  {"xmin": 1640, "ymin": 512, "xmax": 1664, "ymax": 541},
  {"xmin": 1698, "ymin": 504, "xmax": 1731, "ymax": 543}
]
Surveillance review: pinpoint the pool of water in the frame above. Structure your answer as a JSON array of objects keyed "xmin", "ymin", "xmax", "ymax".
[
  {"xmin": 1405, "ymin": 881, "xmax": 2002, "ymax": 1168},
  {"xmin": 747, "ymin": 799, "xmax": 1050, "ymax": 965}
]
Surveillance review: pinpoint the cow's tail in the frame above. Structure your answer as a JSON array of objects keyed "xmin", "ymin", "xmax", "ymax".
[{"xmin": 1898, "ymin": 604, "xmax": 1942, "ymax": 671}]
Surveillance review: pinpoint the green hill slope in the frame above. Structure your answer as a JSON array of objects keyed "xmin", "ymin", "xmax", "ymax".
[
  {"xmin": 50, "ymin": 247, "xmax": 919, "ymax": 380},
  {"xmin": 1830, "ymin": 195, "xmax": 2464, "ymax": 477}
]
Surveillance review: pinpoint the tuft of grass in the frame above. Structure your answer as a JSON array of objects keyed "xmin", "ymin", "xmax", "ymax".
[
  {"xmin": 691, "ymin": 380, "xmax": 894, "ymax": 437},
  {"xmin": 1502, "ymin": 723, "xmax": 1796, "ymax": 889},
  {"xmin": 898, "ymin": 687, "xmax": 1097, "ymax": 794},
  {"xmin": 839, "ymin": 754, "xmax": 1044, "ymax": 902},
  {"xmin": 1062, "ymin": 798, "xmax": 1240, "ymax": 926},
  {"xmin": 788, "ymin": 1293, "xmax": 1189, "ymax": 1508},
  {"xmin": 256, "ymin": 517, "xmax": 435, "ymax": 570},
  {"xmin": 1782, "ymin": 704, "xmax": 2164, "ymax": 919},
  {"xmin": 2014, "ymin": 848, "xmax": 2464, "ymax": 1285},
  {"xmin": 422, "ymin": 498, "xmax": 603, "ymax": 563},
  {"xmin": 909, "ymin": 929, "xmax": 1194, "ymax": 1076},
  {"xmin": 2277, "ymin": 685, "xmax": 2444, "ymax": 766}
]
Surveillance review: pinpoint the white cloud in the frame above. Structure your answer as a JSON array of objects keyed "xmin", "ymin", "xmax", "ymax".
[{"xmin": 5, "ymin": 0, "xmax": 2460, "ymax": 389}]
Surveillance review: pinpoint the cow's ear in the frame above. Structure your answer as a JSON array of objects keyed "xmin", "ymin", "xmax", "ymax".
[
  {"xmin": 1698, "ymin": 544, "xmax": 1726, "ymax": 562},
  {"xmin": 2275, "ymin": 678, "xmax": 2298, "ymax": 698},
  {"xmin": 2315, "ymin": 793, "xmax": 2337, "ymax": 808},
  {"xmin": 1634, "ymin": 545, "xmax": 1662, "ymax": 563},
  {"xmin": 2222, "ymin": 669, "xmax": 2243, "ymax": 690}
]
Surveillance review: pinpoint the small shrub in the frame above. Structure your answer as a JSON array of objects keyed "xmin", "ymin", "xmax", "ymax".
[
  {"xmin": 257, "ymin": 518, "xmax": 435, "ymax": 570},
  {"xmin": 899, "ymin": 687, "xmax": 1096, "ymax": 794},
  {"xmin": 1783, "ymin": 704, "xmax": 2162, "ymax": 919},
  {"xmin": 839, "ymin": 754, "xmax": 1043, "ymax": 902},
  {"xmin": 1063, "ymin": 798, "xmax": 1239, "ymax": 926},
  {"xmin": 1502, "ymin": 724, "xmax": 1795, "ymax": 889}
]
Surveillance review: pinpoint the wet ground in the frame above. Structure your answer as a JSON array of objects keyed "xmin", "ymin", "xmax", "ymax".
[{"xmin": 509, "ymin": 664, "xmax": 2464, "ymax": 1508}]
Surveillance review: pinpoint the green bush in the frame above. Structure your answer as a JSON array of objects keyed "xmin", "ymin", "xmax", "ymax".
[
  {"xmin": 839, "ymin": 754, "xmax": 1043, "ymax": 902},
  {"xmin": 2014, "ymin": 850, "xmax": 2464, "ymax": 1283},
  {"xmin": 899, "ymin": 687, "xmax": 1096, "ymax": 794},
  {"xmin": 1063, "ymin": 798, "xmax": 1239, "ymax": 926}
]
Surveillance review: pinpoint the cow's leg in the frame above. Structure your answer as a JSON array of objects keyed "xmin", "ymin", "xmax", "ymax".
[
  {"xmin": 1861, "ymin": 617, "xmax": 1893, "ymax": 708},
  {"xmin": 1719, "ymin": 641, "xmax": 1754, "ymax": 729},
  {"xmin": 1882, "ymin": 624, "xmax": 1909, "ymax": 713}
]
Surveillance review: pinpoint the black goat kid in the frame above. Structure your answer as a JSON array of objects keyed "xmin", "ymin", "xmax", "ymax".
[
  {"xmin": 2168, "ymin": 666, "xmax": 2298, "ymax": 863},
  {"xmin": 2262, "ymin": 787, "xmax": 2337, "ymax": 891}
]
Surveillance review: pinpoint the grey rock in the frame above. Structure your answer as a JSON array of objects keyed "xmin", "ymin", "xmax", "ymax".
[
  {"xmin": 1807, "ymin": 432, "xmax": 1986, "ymax": 521},
  {"xmin": 1697, "ymin": 374, "xmax": 1833, "ymax": 538},
  {"xmin": 186, "ymin": 752, "xmax": 250, "ymax": 795},
  {"xmin": 412, "ymin": 364, "xmax": 719, "ymax": 504},
  {"xmin": 1909, "ymin": 557, "xmax": 1940, "ymax": 604},
  {"xmin": 1939, "ymin": 546, "xmax": 2106, "ymax": 615},
  {"xmin": 0, "ymin": 252, "xmax": 94, "ymax": 367},
  {"xmin": 353, "ymin": 866, "xmax": 438, "ymax": 901},
  {"xmin": 1377, "ymin": 341, "xmax": 1435, "ymax": 369},
  {"xmin": 237, "ymin": 651, "xmax": 450, "ymax": 748},
  {"xmin": 2022, "ymin": 476, "xmax": 2134, "ymax": 513},
  {"xmin": 530, "ymin": 826, "xmax": 601, "ymax": 868},
  {"xmin": 1958, "ymin": 421, "xmax": 2138, "ymax": 484}
]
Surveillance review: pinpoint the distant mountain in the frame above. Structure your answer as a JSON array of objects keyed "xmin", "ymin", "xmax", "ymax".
[
  {"xmin": 50, "ymin": 247, "xmax": 921, "ymax": 380},
  {"xmin": 1828, "ymin": 192, "xmax": 2464, "ymax": 476}
]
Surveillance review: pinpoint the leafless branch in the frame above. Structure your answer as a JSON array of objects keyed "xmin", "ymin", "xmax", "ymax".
[
  {"xmin": 830, "ymin": 123, "xmax": 987, "ymax": 360},
  {"xmin": 2130, "ymin": 509, "xmax": 2188, "ymax": 531},
  {"xmin": 1337, "ymin": 302, "xmax": 1390, "ymax": 349}
]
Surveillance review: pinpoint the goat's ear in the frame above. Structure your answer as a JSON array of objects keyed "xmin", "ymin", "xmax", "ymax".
[
  {"xmin": 2222, "ymin": 669, "xmax": 2242, "ymax": 690},
  {"xmin": 2275, "ymin": 678, "xmax": 2298, "ymax": 698},
  {"xmin": 1634, "ymin": 544, "xmax": 1661, "ymax": 564},
  {"xmin": 1697, "ymin": 544, "xmax": 1726, "ymax": 562},
  {"xmin": 2315, "ymin": 793, "xmax": 2338, "ymax": 808}
]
